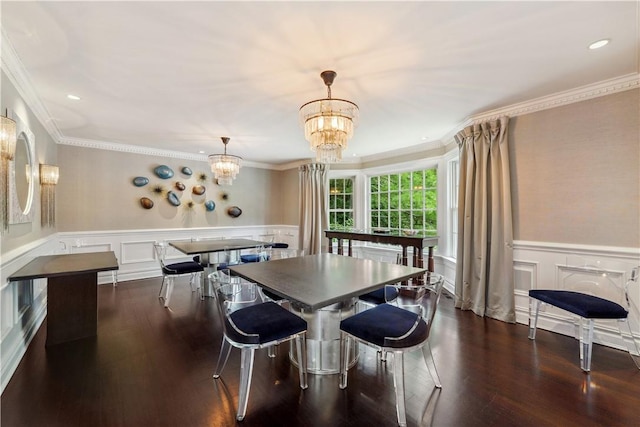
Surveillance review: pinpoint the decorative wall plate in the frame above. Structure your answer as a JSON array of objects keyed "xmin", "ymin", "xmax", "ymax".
[
  {"xmin": 227, "ymin": 206, "xmax": 242, "ymax": 218},
  {"xmin": 140, "ymin": 197, "xmax": 154, "ymax": 209},
  {"xmin": 167, "ymin": 191, "xmax": 181, "ymax": 206},
  {"xmin": 154, "ymin": 165, "xmax": 174, "ymax": 179},
  {"xmin": 192, "ymin": 185, "xmax": 206, "ymax": 195},
  {"xmin": 133, "ymin": 176, "xmax": 149, "ymax": 187}
]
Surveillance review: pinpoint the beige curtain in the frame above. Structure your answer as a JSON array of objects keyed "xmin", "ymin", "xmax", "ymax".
[
  {"xmin": 298, "ymin": 163, "xmax": 328, "ymax": 255},
  {"xmin": 454, "ymin": 116, "xmax": 515, "ymax": 323}
]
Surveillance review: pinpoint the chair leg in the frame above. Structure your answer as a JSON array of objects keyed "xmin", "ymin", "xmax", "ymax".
[
  {"xmin": 236, "ymin": 347, "xmax": 256, "ymax": 421},
  {"xmin": 339, "ymin": 333, "xmax": 350, "ymax": 389},
  {"xmin": 189, "ymin": 273, "xmax": 196, "ymax": 292},
  {"xmin": 528, "ymin": 298, "xmax": 541, "ymax": 340},
  {"xmin": 392, "ymin": 352, "xmax": 407, "ymax": 427},
  {"xmin": 618, "ymin": 318, "xmax": 640, "ymax": 369},
  {"xmin": 268, "ymin": 344, "xmax": 278, "ymax": 358},
  {"xmin": 112, "ymin": 271, "xmax": 117, "ymax": 287},
  {"xmin": 295, "ymin": 334, "xmax": 308, "ymax": 389},
  {"xmin": 158, "ymin": 276, "xmax": 167, "ymax": 298},
  {"xmin": 422, "ymin": 342, "xmax": 442, "ymax": 388},
  {"xmin": 164, "ymin": 277, "xmax": 174, "ymax": 308},
  {"xmin": 213, "ymin": 337, "xmax": 233, "ymax": 379},
  {"xmin": 579, "ymin": 317, "xmax": 594, "ymax": 372}
]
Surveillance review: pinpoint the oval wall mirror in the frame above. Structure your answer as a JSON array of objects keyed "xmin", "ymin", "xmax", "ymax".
[{"xmin": 9, "ymin": 113, "xmax": 36, "ymax": 224}]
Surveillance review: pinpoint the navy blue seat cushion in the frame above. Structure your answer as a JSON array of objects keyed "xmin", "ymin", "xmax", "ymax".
[
  {"xmin": 273, "ymin": 243, "xmax": 289, "ymax": 249},
  {"xmin": 359, "ymin": 286, "xmax": 399, "ymax": 305},
  {"xmin": 529, "ymin": 290, "xmax": 628, "ymax": 319},
  {"xmin": 240, "ymin": 254, "xmax": 270, "ymax": 263},
  {"xmin": 226, "ymin": 302, "xmax": 307, "ymax": 344},
  {"xmin": 163, "ymin": 261, "xmax": 204, "ymax": 275},
  {"xmin": 340, "ymin": 303, "xmax": 428, "ymax": 348}
]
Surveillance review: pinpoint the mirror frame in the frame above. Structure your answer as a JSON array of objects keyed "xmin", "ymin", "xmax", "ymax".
[{"xmin": 8, "ymin": 112, "xmax": 36, "ymax": 224}]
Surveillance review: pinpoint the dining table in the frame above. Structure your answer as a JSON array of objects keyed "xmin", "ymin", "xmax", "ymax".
[
  {"xmin": 229, "ymin": 253, "xmax": 426, "ymax": 375},
  {"xmin": 169, "ymin": 238, "xmax": 273, "ymax": 297}
]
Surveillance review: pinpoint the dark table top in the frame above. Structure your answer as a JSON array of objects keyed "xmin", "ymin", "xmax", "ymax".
[
  {"xmin": 229, "ymin": 253, "xmax": 426, "ymax": 310},
  {"xmin": 325, "ymin": 230, "xmax": 438, "ymax": 247},
  {"xmin": 169, "ymin": 239, "xmax": 273, "ymax": 255},
  {"xmin": 8, "ymin": 252, "xmax": 119, "ymax": 282}
]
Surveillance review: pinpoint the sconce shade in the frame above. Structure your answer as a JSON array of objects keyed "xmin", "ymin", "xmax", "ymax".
[
  {"xmin": 299, "ymin": 71, "xmax": 359, "ymax": 163},
  {"xmin": 40, "ymin": 164, "xmax": 58, "ymax": 227},
  {"xmin": 1, "ymin": 115, "xmax": 17, "ymax": 160},
  {"xmin": 208, "ymin": 137, "xmax": 242, "ymax": 186},
  {"xmin": 40, "ymin": 164, "xmax": 59, "ymax": 185}
]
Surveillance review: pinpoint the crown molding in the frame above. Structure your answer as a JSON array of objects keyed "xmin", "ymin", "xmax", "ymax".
[
  {"xmin": 57, "ymin": 137, "xmax": 271, "ymax": 169},
  {"xmin": 469, "ymin": 73, "xmax": 639, "ymax": 125},
  {"xmin": 1, "ymin": 30, "xmax": 63, "ymax": 141}
]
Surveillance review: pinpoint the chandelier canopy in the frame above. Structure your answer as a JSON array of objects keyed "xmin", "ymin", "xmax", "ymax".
[
  {"xmin": 208, "ymin": 137, "xmax": 242, "ymax": 186},
  {"xmin": 299, "ymin": 70, "xmax": 359, "ymax": 163}
]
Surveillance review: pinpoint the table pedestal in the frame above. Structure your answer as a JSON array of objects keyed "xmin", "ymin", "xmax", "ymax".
[
  {"xmin": 47, "ymin": 272, "xmax": 98, "ymax": 346},
  {"xmin": 289, "ymin": 298, "xmax": 358, "ymax": 375}
]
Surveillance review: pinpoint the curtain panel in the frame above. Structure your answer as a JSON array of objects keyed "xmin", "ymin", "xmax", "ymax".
[
  {"xmin": 454, "ymin": 116, "xmax": 515, "ymax": 323},
  {"xmin": 298, "ymin": 163, "xmax": 329, "ymax": 255}
]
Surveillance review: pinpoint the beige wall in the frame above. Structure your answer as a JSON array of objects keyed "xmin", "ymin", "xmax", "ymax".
[
  {"xmin": 57, "ymin": 146, "xmax": 286, "ymax": 231},
  {"xmin": 510, "ymin": 89, "xmax": 639, "ymax": 247},
  {"xmin": 280, "ymin": 167, "xmax": 300, "ymax": 225},
  {"xmin": 1, "ymin": 71, "xmax": 58, "ymax": 255}
]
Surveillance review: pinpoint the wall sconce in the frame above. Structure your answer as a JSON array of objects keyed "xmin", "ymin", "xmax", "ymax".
[
  {"xmin": 1, "ymin": 110, "xmax": 17, "ymax": 233},
  {"xmin": 40, "ymin": 164, "xmax": 59, "ymax": 228}
]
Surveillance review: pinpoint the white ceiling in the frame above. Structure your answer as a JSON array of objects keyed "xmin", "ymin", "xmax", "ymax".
[{"xmin": 1, "ymin": 1, "xmax": 638, "ymax": 165}]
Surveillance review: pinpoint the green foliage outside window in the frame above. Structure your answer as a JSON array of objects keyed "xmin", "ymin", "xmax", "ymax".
[
  {"xmin": 329, "ymin": 178, "xmax": 354, "ymax": 231},
  {"xmin": 370, "ymin": 169, "xmax": 437, "ymax": 234}
]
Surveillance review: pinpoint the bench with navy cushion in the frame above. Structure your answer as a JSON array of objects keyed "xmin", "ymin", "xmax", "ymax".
[
  {"xmin": 527, "ymin": 265, "xmax": 640, "ymax": 373},
  {"xmin": 529, "ymin": 290, "xmax": 628, "ymax": 319}
]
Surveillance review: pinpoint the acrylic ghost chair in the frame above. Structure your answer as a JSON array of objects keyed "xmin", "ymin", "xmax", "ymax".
[
  {"xmin": 528, "ymin": 258, "xmax": 640, "ymax": 372},
  {"xmin": 153, "ymin": 241, "xmax": 204, "ymax": 308},
  {"xmin": 339, "ymin": 274, "xmax": 445, "ymax": 427},
  {"xmin": 356, "ymin": 253, "xmax": 402, "ymax": 309},
  {"xmin": 211, "ymin": 269, "xmax": 308, "ymax": 421},
  {"xmin": 250, "ymin": 248, "xmax": 306, "ymax": 358}
]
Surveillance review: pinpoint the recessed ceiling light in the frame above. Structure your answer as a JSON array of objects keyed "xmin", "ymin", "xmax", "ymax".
[
  {"xmin": 588, "ymin": 39, "xmax": 610, "ymax": 50},
  {"xmin": 421, "ymin": 136, "xmax": 429, "ymax": 141},
  {"xmin": 198, "ymin": 150, "xmax": 205, "ymax": 154},
  {"xmin": 67, "ymin": 94, "xmax": 81, "ymax": 100}
]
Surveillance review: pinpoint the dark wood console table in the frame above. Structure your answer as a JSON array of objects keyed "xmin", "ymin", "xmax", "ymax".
[
  {"xmin": 8, "ymin": 252, "xmax": 119, "ymax": 346},
  {"xmin": 325, "ymin": 230, "xmax": 438, "ymax": 272}
]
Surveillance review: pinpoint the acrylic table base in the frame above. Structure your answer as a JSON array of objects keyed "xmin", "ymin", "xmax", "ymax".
[{"xmin": 289, "ymin": 298, "xmax": 358, "ymax": 375}]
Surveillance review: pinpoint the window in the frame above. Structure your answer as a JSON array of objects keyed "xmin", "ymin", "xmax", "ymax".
[
  {"xmin": 370, "ymin": 169, "xmax": 437, "ymax": 233},
  {"xmin": 329, "ymin": 177, "xmax": 354, "ymax": 230},
  {"xmin": 449, "ymin": 159, "xmax": 459, "ymax": 257}
]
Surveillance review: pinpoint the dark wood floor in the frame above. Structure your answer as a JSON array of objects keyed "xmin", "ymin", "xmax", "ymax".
[{"xmin": 2, "ymin": 277, "xmax": 640, "ymax": 427}]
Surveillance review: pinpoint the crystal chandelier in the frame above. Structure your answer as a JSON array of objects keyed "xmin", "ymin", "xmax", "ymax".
[
  {"xmin": 208, "ymin": 137, "xmax": 242, "ymax": 186},
  {"xmin": 299, "ymin": 70, "xmax": 359, "ymax": 163}
]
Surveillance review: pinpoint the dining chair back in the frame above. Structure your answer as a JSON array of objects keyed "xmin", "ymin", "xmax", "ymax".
[
  {"xmin": 153, "ymin": 241, "xmax": 204, "ymax": 308},
  {"xmin": 211, "ymin": 270, "xmax": 308, "ymax": 421},
  {"xmin": 339, "ymin": 274, "xmax": 445, "ymax": 426},
  {"xmin": 528, "ymin": 257, "xmax": 640, "ymax": 372},
  {"xmin": 357, "ymin": 253, "xmax": 402, "ymax": 307}
]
